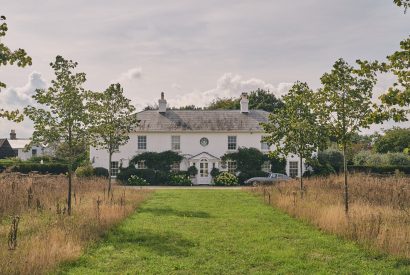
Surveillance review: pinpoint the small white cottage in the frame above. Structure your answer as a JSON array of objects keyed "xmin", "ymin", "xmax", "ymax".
[{"xmin": 90, "ymin": 93, "xmax": 305, "ymax": 184}]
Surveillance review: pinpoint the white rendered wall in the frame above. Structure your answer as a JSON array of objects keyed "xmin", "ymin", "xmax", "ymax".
[{"xmin": 90, "ymin": 131, "xmax": 306, "ymax": 177}]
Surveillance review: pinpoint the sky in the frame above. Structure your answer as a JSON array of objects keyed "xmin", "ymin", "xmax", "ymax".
[{"xmin": 0, "ymin": 0, "xmax": 409, "ymax": 138}]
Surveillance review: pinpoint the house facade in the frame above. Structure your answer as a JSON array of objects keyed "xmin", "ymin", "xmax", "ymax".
[
  {"xmin": 90, "ymin": 93, "xmax": 306, "ymax": 184},
  {"xmin": 3, "ymin": 130, "xmax": 52, "ymax": 160}
]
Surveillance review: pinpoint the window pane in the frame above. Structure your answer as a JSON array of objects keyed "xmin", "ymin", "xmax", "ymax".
[
  {"xmin": 227, "ymin": 160, "xmax": 237, "ymax": 174},
  {"xmin": 228, "ymin": 136, "xmax": 237, "ymax": 150},
  {"xmin": 110, "ymin": 161, "xmax": 119, "ymax": 176},
  {"xmin": 171, "ymin": 135, "xmax": 180, "ymax": 150},
  {"xmin": 261, "ymin": 161, "xmax": 271, "ymax": 172},
  {"xmin": 138, "ymin": 136, "xmax": 147, "ymax": 150},
  {"xmin": 289, "ymin": 161, "xmax": 298, "ymax": 178}
]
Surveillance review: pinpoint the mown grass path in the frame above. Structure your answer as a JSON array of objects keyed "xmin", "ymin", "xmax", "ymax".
[{"xmin": 60, "ymin": 190, "xmax": 408, "ymax": 274}]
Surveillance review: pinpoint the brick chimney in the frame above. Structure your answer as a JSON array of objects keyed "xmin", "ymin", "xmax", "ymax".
[
  {"xmin": 158, "ymin": 92, "xmax": 167, "ymax": 113},
  {"xmin": 10, "ymin": 129, "xmax": 16, "ymax": 140},
  {"xmin": 240, "ymin": 92, "xmax": 249, "ymax": 113}
]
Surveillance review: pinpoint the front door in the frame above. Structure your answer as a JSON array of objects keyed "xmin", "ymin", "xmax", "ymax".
[{"xmin": 198, "ymin": 159, "xmax": 211, "ymax": 185}]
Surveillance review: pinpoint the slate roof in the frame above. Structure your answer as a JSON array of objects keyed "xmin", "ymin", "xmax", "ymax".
[{"xmin": 135, "ymin": 110, "xmax": 269, "ymax": 132}]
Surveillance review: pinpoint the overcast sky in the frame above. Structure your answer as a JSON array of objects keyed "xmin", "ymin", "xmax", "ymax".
[{"xmin": 1, "ymin": 0, "xmax": 409, "ymax": 138}]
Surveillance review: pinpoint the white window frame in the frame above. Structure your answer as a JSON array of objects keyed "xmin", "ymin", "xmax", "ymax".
[
  {"xmin": 227, "ymin": 136, "xmax": 237, "ymax": 151},
  {"xmin": 171, "ymin": 135, "xmax": 180, "ymax": 151},
  {"xmin": 289, "ymin": 161, "xmax": 298, "ymax": 178},
  {"xmin": 227, "ymin": 160, "xmax": 237, "ymax": 174},
  {"xmin": 137, "ymin": 135, "xmax": 147, "ymax": 150},
  {"xmin": 261, "ymin": 137, "xmax": 269, "ymax": 151},
  {"xmin": 136, "ymin": 160, "xmax": 146, "ymax": 169},
  {"xmin": 171, "ymin": 161, "xmax": 180, "ymax": 172},
  {"xmin": 110, "ymin": 161, "xmax": 119, "ymax": 177}
]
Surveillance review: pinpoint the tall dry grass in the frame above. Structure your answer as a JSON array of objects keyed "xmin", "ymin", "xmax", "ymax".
[
  {"xmin": 250, "ymin": 174, "xmax": 410, "ymax": 259},
  {"xmin": 0, "ymin": 173, "xmax": 152, "ymax": 275}
]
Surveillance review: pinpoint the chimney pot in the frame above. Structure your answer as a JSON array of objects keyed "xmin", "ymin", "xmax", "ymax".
[
  {"xmin": 10, "ymin": 129, "xmax": 16, "ymax": 140},
  {"xmin": 158, "ymin": 92, "xmax": 167, "ymax": 113},
  {"xmin": 240, "ymin": 93, "xmax": 249, "ymax": 113}
]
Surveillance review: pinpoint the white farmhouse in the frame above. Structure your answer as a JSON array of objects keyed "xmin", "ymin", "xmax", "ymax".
[
  {"xmin": 7, "ymin": 130, "xmax": 51, "ymax": 161},
  {"xmin": 90, "ymin": 93, "xmax": 305, "ymax": 184}
]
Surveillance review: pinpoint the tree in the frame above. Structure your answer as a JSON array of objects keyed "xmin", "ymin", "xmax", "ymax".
[
  {"xmin": 0, "ymin": 15, "xmax": 32, "ymax": 121},
  {"xmin": 262, "ymin": 82, "xmax": 324, "ymax": 191},
  {"xmin": 88, "ymin": 83, "xmax": 138, "ymax": 194},
  {"xmin": 207, "ymin": 97, "xmax": 239, "ymax": 110},
  {"xmin": 394, "ymin": 0, "xmax": 410, "ymax": 13},
  {"xmin": 317, "ymin": 58, "xmax": 378, "ymax": 214},
  {"xmin": 24, "ymin": 56, "xmax": 89, "ymax": 215},
  {"xmin": 373, "ymin": 127, "xmax": 410, "ymax": 153},
  {"xmin": 207, "ymin": 89, "xmax": 283, "ymax": 112},
  {"xmin": 378, "ymin": 37, "xmax": 410, "ymax": 121}
]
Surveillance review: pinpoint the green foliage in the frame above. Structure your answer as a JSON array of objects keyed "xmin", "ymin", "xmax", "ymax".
[
  {"xmin": 353, "ymin": 151, "xmax": 410, "ymax": 166},
  {"xmin": 348, "ymin": 165, "xmax": 410, "ymax": 175},
  {"xmin": 210, "ymin": 167, "xmax": 220, "ymax": 178},
  {"xmin": 269, "ymin": 156, "xmax": 286, "ymax": 174},
  {"xmin": 304, "ymin": 158, "xmax": 336, "ymax": 177},
  {"xmin": 169, "ymin": 173, "xmax": 192, "ymax": 186},
  {"xmin": 207, "ymin": 89, "xmax": 283, "ymax": 112},
  {"xmin": 214, "ymin": 172, "xmax": 238, "ymax": 186},
  {"xmin": 24, "ymin": 56, "xmax": 89, "ymax": 168},
  {"xmin": 221, "ymin": 147, "xmax": 267, "ymax": 173},
  {"xmin": 187, "ymin": 165, "xmax": 198, "ymax": 177},
  {"xmin": 0, "ymin": 15, "xmax": 31, "ymax": 121},
  {"xmin": 393, "ymin": 0, "xmax": 409, "ymax": 13},
  {"xmin": 93, "ymin": 167, "xmax": 109, "ymax": 178},
  {"xmin": 127, "ymin": 175, "xmax": 149, "ymax": 186},
  {"xmin": 238, "ymin": 170, "xmax": 268, "ymax": 185},
  {"xmin": 262, "ymin": 82, "xmax": 324, "ymax": 161},
  {"xmin": 318, "ymin": 149, "xmax": 344, "ymax": 173},
  {"xmin": 373, "ymin": 127, "xmax": 410, "ymax": 153},
  {"xmin": 11, "ymin": 163, "xmax": 68, "ymax": 175},
  {"xmin": 87, "ymin": 83, "xmax": 138, "ymax": 186},
  {"xmin": 131, "ymin": 151, "xmax": 182, "ymax": 172},
  {"xmin": 75, "ymin": 164, "xmax": 94, "ymax": 177},
  {"xmin": 207, "ymin": 97, "xmax": 239, "ymax": 110}
]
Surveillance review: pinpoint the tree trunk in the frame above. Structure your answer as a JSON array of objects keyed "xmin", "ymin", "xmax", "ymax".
[
  {"xmin": 108, "ymin": 152, "xmax": 112, "ymax": 195},
  {"xmin": 67, "ymin": 164, "xmax": 72, "ymax": 216},
  {"xmin": 299, "ymin": 155, "xmax": 303, "ymax": 191},
  {"xmin": 343, "ymin": 145, "xmax": 349, "ymax": 214}
]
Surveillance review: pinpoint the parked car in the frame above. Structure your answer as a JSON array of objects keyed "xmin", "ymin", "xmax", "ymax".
[{"xmin": 244, "ymin": 173, "xmax": 290, "ymax": 185}]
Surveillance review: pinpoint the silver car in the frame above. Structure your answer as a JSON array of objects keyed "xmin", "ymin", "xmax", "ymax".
[{"xmin": 244, "ymin": 173, "xmax": 290, "ymax": 185}]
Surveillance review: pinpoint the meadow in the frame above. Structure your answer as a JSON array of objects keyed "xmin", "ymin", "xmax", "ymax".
[
  {"xmin": 0, "ymin": 173, "xmax": 151, "ymax": 275},
  {"xmin": 251, "ymin": 174, "xmax": 410, "ymax": 259}
]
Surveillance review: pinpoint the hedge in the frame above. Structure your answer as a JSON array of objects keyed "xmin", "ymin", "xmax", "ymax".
[
  {"xmin": 11, "ymin": 163, "xmax": 68, "ymax": 175},
  {"xmin": 348, "ymin": 165, "xmax": 410, "ymax": 175},
  {"xmin": 116, "ymin": 166, "xmax": 191, "ymax": 185}
]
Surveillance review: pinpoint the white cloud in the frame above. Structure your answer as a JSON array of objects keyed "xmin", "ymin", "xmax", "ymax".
[
  {"xmin": 117, "ymin": 66, "xmax": 142, "ymax": 83},
  {"xmin": 167, "ymin": 73, "xmax": 292, "ymax": 107},
  {"xmin": 0, "ymin": 72, "xmax": 47, "ymax": 138},
  {"xmin": 0, "ymin": 72, "xmax": 47, "ymax": 107}
]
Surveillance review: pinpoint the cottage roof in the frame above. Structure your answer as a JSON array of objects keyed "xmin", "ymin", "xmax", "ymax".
[
  {"xmin": 135, "ymin": 110, "xmax": 269, "ymax": 132},
  {"xmin": 8, "ymin": 139, "xmax": 31, "ymax": 149}
]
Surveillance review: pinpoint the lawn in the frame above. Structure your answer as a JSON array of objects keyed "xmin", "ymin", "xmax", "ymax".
[{"xmin": 59, "ymin": 190, "xmax": 409, "ymax": 274}]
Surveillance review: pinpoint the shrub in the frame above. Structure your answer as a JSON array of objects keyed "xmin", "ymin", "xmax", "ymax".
[
  {"xmin": 187, "ymin": 166, "xmax": 198, "ymax": 177},
  {"xmin": 270, "ymin": 156, "xmax": 286, "ymax": 174},
  {"xmin": 127, "ymin": 175, "xmax": 149, "ymax": 186},
  {"xmin": 348, "ymin": 165, "xmax": 410, "ymax": 175},
  {"xmin": 318, "ymin": 149, "xmax": 344, "ymax": 173},
  {"xmin": 75, "ymin": 164, "xmax": 94, "ymax": 177},
  {"xmin": 305, "ymin": 158, "xmax": 336, "ymax": 177},
  {"xmin": 131, "ymin": 151, "xmax": 182, "ymax": 171},
  {"xmin": 116, "ymin": 166, "xmax": 138, "ymax": 183},
  {"xmin": 238, "ymin": 170, "xmax": 268, "ymax": 185},
  {"xmin": 214, "ymin": 172, "xmax": 238, "ymax": 186},
  {"xmin": 221, "ymin": 147, "xmax": 267, "ymax": 172},
  {"xmin": 11, "ymin": 163, "xmax": 68, "ymax": 175},
  {"xmin": 169, "ymin": 173, "xmax": 191, "ymax": 186},
  {"xmin": 352, "ymin": 151, "xmax": 410, "ymax": 166},
  {"xmin": 210, "ymin": 167, "xmax": 220, "ymax": 178},
  {"xmin": 93, "ymin": 167, "xmax": 109, "ymax": 178}
]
